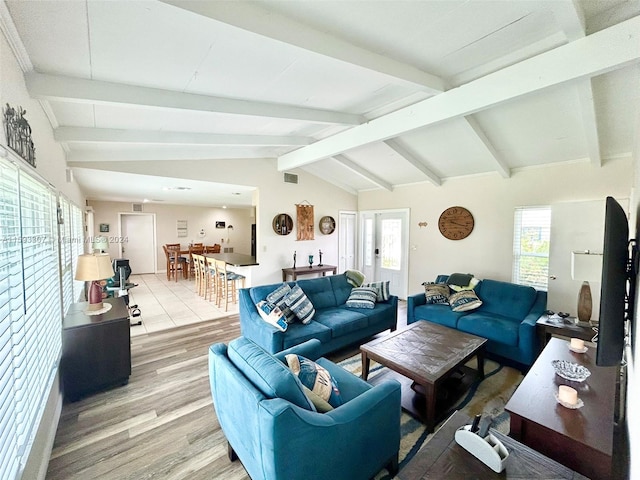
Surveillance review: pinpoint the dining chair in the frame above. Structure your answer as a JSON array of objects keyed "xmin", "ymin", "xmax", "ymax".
[
  {"xmin": 205, "ymin": 244, "xmax": 221, "ymax": 254},
  {"xmin": 188, "ymin": 245, "xmax": 205, "ymax": 279},
  {"xmin": 214, "ymin": 258, "xmax": 245, "ymax": 312},
  {"xmin": 165, "ymin": 244, "xmax": 187, "ymax": 282}
]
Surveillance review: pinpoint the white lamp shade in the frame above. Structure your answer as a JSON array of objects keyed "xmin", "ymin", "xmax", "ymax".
[
  {"xmin": 93, "ymin": 235, "xmax": 109, "ymax": 252},
  {"xmin": 75, "ymin": 253, "xmax": 114, "ymax": 281},
  {"xmin": 571, "ymin": 251, "xmax": 603, "ymax": 281}
]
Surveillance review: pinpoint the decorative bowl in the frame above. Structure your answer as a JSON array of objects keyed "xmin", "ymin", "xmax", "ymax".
[{"xmin": 551, "ymin": 359, "xmax": 591, "ymax": 382}]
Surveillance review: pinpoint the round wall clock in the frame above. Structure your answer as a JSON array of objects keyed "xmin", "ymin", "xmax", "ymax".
[{"xmin": 438, "ymin": 206, "xmax": 474, "ymax": 240}]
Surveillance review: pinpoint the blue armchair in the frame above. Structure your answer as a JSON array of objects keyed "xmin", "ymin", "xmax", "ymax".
[{"xmin": 209, "ymin": 337, "xmax": 401, "ymax": 480}]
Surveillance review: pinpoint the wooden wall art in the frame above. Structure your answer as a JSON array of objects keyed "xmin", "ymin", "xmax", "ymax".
[{"xmin": 296, "ymin": 202, "xmax": 314, "ymax": 241}]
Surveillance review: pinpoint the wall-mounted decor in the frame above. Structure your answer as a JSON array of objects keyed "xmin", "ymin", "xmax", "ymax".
[
  {"xmin": 99, "ymin": 223, "xmax": 110, "ymax": 233},
  {"xmin": 216, "ymin": 221, "xmax": 226, "ymax": 229},
  {"xmin": 177, "ymin": 219, "xmax": 188, "ymax": 238},
  {"xmin": 3, "ymin": 103, "xmax": 36, "ymax": 167},
  {"xmin": 296, "ymin": 202, "xmax": 314, "ymax": 241},
  {"xmin": 438, "ymin": 206, "xmax": 474, "ymax": 240},
  {"xmin": 319, "ymin": 216, "xmax": 335, "ymax": 235},
  {"xmin": 273, "ymin": 214, "xmax": 293, "ymax": 235}
]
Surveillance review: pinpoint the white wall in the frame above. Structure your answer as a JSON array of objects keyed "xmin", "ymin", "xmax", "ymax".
[
  {"xmin": 77, "ymin": 160, "xmax": 358, "ymax": 285},
  {"xmin": 88, "ymin": 200, "xmax": 255, "ymax": 271},
  {"xmin": 1, "ymin": 26, "xmax": 84, "ymax": 480},
  {"xmin": 358, "ymin": 158, "xmax": 632, "ymax": 299}
]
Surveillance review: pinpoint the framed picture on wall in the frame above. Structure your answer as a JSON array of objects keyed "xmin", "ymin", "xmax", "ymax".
[
  {"xmin": 99, "ymin": 223, "xmax": 110, "ymax": 233},
  {"xmin": 216, "ymin": 221, "xmax": 226, "ymax": 229}
]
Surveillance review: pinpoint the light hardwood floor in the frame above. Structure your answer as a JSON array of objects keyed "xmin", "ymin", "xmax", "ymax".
[{"xmin": 46, "ymin": 302, "xmax": 407, "ymax": 479}]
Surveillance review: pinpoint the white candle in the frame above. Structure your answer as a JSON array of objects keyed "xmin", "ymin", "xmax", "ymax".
[
  {"xmin": 570, "ymin": 338, "xmax": 585, "ymax": 350},
  {"xmin": 558, "ymin": 385, "xmax": 578, "ymax": 405}
]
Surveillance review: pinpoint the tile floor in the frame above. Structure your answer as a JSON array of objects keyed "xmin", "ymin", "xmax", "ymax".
[{"xmin": 126, "ymin": 273, "xmax": 239, "ymax": 337}]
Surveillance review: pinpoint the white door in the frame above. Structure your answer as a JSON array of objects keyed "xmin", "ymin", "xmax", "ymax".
[
  {"xmin": 339, "ymin": 211, "xmax": 356, "ymax": 273},
  {"xmin": 119, "ymin": 213, "xmax": 156, "ymax": 274},
  {"xmin": 359, "ymin": 210, "xmax": 409, "ymax": 299}
]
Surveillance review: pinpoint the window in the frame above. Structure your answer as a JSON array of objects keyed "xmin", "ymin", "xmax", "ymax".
[
  {"xmin": 380, "ymin": 218, "xmax": 401, "ymax": 270},
  {"xmin": 512, "ymin": 206, "xmax": 551, "ymax": 290},
  {"xmin": 0, "ymin": 156, "xmax": 66, "ymax": 480}
]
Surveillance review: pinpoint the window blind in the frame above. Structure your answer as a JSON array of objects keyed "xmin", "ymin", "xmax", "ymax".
[
  {"xmin": 0, "ymin": 159, "xmax": 20, "ymax": 480},
  {"xmin": 0, "ymin": 157, "xmax": 63, "ymax": 480},
  {"xmin": 512, "ymin": 206, "xmax": 551, "ymax": 290}
]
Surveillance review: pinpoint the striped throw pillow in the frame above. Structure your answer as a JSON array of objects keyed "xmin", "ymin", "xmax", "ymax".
[
  {"xmin": 284, "ymin": 285, "xmax": 316, "ymax": 324},
  {"xmin": 362, "ymin": 280, "xmax": 390, "ymax": 302},
  {"xmin": 345, "ymin": 286, "xmax": 378, "ymax": 309},
  {"xmin": 266, "ymin": 283, "xmax": 297, "ymax": 324}
]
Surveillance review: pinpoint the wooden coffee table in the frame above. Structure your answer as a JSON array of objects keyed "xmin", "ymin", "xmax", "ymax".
[{"xmin": 361, "ymin": 321, "xmax": 487, "ymax": 432}]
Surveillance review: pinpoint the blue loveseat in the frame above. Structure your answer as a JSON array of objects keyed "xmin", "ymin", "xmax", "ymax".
[
  {"xmin": 407, "ymin": 275, "xmax": 547, "ymax": 367},
  {"xmin": 239, "ymin": 274, "xmax": 398, "ymax": 355},
  {"xmin": 209, "ymin": 337, "xmax": 401, "ymax": 480}
]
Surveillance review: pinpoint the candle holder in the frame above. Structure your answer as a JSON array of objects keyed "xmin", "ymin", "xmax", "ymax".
[
  {"xmin": 318, "ymin": 249, "xmax": 323, "ymax": 266},
  {"xmin": 555, "ymin": 385, "xmax": 584, "ymax": 409},
  {"xmin": 308, "ymin": 255, "xmax": 314, "ymax": 268},
  {"xmin": 293, "ymin": 251, "xmax": 297, "ymax": 268}
]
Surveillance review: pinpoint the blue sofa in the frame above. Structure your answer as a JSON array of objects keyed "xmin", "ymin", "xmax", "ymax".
[
  {"xmin": 209, "ymin": 337, "xmax": 401, "ymax": 480},
  {"xmin": 239, "ymin": 274, "xmax": 398, "ymax": 355},
  {"xmin": 407, "ymin": 275, "xmax": 547, "ymax": 367}
]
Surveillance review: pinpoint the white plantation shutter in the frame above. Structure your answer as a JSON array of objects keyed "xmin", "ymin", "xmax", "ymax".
[
  {"xmin": 512, "ymin": 206, "xmax": 551, "ymax": 290},
  {"xmin": 0, "ymin": 156, "xmax": 65, "ymax": 480},
  {"xmin": 0, "ymin": 159, "xmax": 21, "ymax": 479}
]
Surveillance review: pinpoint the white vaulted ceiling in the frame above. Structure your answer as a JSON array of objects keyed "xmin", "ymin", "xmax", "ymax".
[{"xmin": 2, "ymin": 0, "xmax": 639, "ymax": 206}]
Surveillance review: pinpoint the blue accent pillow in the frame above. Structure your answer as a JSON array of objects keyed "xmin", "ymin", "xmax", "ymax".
[
  {"xmin": 284, "ymin": 285, "xmax": 316, "ymax": 324},
  {"xmin": 346, "ymin": 286, "xmax": 377, "ymax": 309},
  {"xmin": 285, "ymin": 354, "xmax": 343, "ymax": 408},
  {"xmin": 266, "ymin": 283, "xmax": 297, "ymax": 324},
  {"xmin": 227, "ymin": 337, "xmax": 315, "ymax": 411}
]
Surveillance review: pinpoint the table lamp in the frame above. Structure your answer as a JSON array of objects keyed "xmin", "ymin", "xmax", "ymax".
[
  {"xmin": 93, "ymin": 235, "xmax": 109, "ymax": 253},
  {"xmin": 75, "ymin": 253, "xmax": 114, "ymax": 311},
  {"xmin": 571, "ymin": 250, "xmax": 603, "ymax": 324}
]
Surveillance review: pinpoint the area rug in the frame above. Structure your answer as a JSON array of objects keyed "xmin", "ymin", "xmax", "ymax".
[{"xmin": 336, "ymin": 355, "xmax": 524, "ymax": 479}]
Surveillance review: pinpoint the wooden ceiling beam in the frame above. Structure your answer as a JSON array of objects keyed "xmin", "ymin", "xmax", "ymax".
[
  {"xmin": 278, "ymin": 16, "xmax": 640, "ymax": 171},
  {"xmin": 333, "ymin": 155, "xmax": 393, "ymax": 191},
  {"xmin": 54, "ymin": 126, "xmax": 310, "ymax": 146},
  {"xmin": 26, "ymin": 72, "xmax": 363, "ymax": 126},
  {"xmin": 161, "ymin": 0, "xmax": 444, "ymax": 94},
  {"xmin": 383, "ymin": 140, "xmax": 441, "ymax": 186}
]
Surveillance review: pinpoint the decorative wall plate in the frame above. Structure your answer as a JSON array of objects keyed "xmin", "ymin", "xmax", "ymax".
[{"xmin": 319, "ymin": 216, "xmax": 336, "ymax": 235}]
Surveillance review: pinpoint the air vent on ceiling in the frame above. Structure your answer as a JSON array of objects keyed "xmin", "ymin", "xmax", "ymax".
[
  {"xmin": 132, "ymin": 203, "xmax": 143, "ymax": 212},
  {"xmin": 284, "ymin": 172, "xmax": 298, "ymax": 184}
]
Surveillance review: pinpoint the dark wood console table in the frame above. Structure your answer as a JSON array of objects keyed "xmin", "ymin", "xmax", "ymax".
[
  {"xmin": 282, "ymin": 264, "xmax": 337, "ymax": 281},
  {"xmin": 61, "ymin": 297, "xmax": 131, "ymax": 401},
  {"xmin": 505, "ymin": 337, "xmax": 617, "ymax": 480},
  {"xmin": 536, "ymin": 314, "xmax": 596, "ymax": 350},
  {"xmin": 399, "ymin": 410, "xmax": 588, "ymax": 479}
]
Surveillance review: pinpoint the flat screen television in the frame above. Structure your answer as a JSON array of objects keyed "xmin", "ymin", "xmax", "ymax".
[{"xmin": 596, "ymin": 196, "xmax": 634, "ymax": 366}]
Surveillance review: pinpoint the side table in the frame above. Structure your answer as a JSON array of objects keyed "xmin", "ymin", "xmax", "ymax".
[
  {"xmin": 61, "ymin": 297, "xmax": 131, "ymax": 401},
  {"xmin": 536, "ymin": 314, "xmax": 596, "ymax": 350},
  {"xmin": 398, "ymin": 410, "xmax": 588, "ymax": 479},
  {"xmin": 282, "ymin": 264, "xmax": 337, "ymax": 281}
]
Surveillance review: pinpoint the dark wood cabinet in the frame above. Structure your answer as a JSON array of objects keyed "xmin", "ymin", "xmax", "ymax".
[
  {"xmin": 61, "ymin": 297, "xmax": 131, "ymax": 401},
  {"xmin": 505, "ymin": 337, "xmax": 617, "ymax": 480}
]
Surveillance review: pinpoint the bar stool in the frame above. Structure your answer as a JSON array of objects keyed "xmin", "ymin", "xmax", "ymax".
[{"xmin": 214, "ymin": 259, "xmax": 245, "ymax": 311}]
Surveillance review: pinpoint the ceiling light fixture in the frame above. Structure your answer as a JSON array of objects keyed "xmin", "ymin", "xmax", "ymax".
[{"xmin": 162, "ymin": 186, "xmax": 192, "ymax": 191}]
